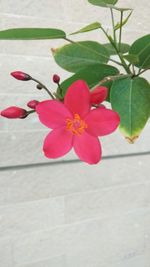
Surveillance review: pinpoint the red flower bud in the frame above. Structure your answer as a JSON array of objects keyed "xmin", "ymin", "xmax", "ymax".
[
  {"xmin": 1, "ymin": 106, "xmax": 27, "ymax": 119},
  {"xmin": 53, "ymin": 74, "xmax": 60, "ymax": 84},
  {"xmin": 11, "ymin": 71, "xmax": 31, "ymax": 81},
  {"xmin": 27, "ymin": 100, "xmax": 39, "ymax": 109},
  {"xmin": 90, "ymin": 86, "xmax": 108, "ymax": 105}
]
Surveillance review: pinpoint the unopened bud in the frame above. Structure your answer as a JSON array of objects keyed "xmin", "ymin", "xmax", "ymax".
[
  {"xmin": 1, "ymin": 106, "xmax": 27, "ymax": 119},
  {"xmin": 11, "ymin": 71, "xmax": 31, "ymax": 81},
  {"xmin": 27, "ymin": 100, "xmax": 39, "ymax": 109},
  {"xmin": 53, "ymin": 74, "xmax": 60, "ymax": 84},
  {"xmin": 90, "ymin": 86, "xmax": 108, "ymax": 105}
]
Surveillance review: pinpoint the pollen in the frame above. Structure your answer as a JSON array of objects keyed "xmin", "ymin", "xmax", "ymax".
[{"xmin": 66, "ymin": 113, "xmax": 87, "ymax": 135}]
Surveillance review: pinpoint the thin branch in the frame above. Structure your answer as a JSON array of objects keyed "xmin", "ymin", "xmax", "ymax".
[
  {"xmin": 97, "ymin": 73, "xmax": 132, "ymax": 86},
  {"xmin": 131, "ymin": 64, "xmax": 136, "ymax": 76},
  {"xmin": 64, "ymin": 37, "xmax": 76, "ymax": 44},
  {"xmin": 110, "ymin": 8, "xmax": 117, "ymax": 45},
  {"xmin": 100, "ymin": 27, "xmax": 131, "ymax": 74},
  {"xmin": 31, "ymin": 77, "xmax": 55, "ymax": 99},
  {"xmin": 138, "ymin": 68, "xmax": 150, "ymax": 76},
  {"xmin": 119, "ymin": 11, "xmax": 123, "ymax": 51},
  {"xmin": 27, "ymin": 110, "xmax": 35, "ymax": 115}
]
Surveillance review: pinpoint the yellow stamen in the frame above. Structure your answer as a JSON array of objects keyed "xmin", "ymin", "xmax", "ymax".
[{"xmin": 66, "ymin": 113, "xmax": 87, "ymax": 135}]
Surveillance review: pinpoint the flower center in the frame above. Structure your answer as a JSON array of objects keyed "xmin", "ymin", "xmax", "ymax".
[{"xmin": 66, "ymin": 113, "xmax": 87, "ymax": 135}]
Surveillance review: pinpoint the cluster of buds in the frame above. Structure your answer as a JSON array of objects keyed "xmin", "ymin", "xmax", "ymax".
[
  {"xmin": 1, "ymin": 70, "xmax": 108, "ymax": 120},
  {"xmin": 0, "ymin": 71, "xmax": 59, "ymax": 119},
  {"xmin": 0, "ymin": 99, "xmax": 39, "ymax": 119},
  {"xmin": 0, "ymin": 71, "xmax": 40, "ymax": 119}
]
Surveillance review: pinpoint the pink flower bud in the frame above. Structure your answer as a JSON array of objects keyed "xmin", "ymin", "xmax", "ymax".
[
  {"xmin": 1, "ymin": 106, "xmax": 27, "ymax": 119},
  {"xmin": 27, "ymin": 100, "xmax": 39, "ymax": 109},
  {"xmin": 90, "ymin": 86, "xmax": 108, "ymax": 105},
  {"xmin": 11, "ymin": 71, "xmax": 31, "ymax": 81},
  {"xmin": 53, "ymin": 74, "xmax": 60, "ymax": 84}
]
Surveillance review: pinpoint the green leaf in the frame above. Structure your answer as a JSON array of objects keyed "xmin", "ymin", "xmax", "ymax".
[
  {"xmin": 88, "ymin": 0, "xmax": 118, "ymax": 7},
  {"xmin": 0, "ymin": 28, "xmax": 66, "ymax": 40},
  {"xmin": 110, "ymin": 77, "xmax": 150, "ymax": 142},
  {"xmin": 52, "ymin": 41, "xmax": 110, "ymax": 73},
  {"xmin": 114, "ymin": 11, "xmax": 132, "ymax": 30},
  {"xmin": 124, "ymin": 54, "xmax": 139, "ymax": 64},
  {"xmin": 70, "ymin": 22, "xmax": 101, "ymax": 35},
  {"xmin": 104, "ymin": 43, "xmax": 130, "ymax": 55},
  {"xmin": 57, "ymin": 63, "xmax": 119, "ymax": 98},
  {"xmin": 129, "ymin": 34, "xmax": 150, "ymax": 69}
]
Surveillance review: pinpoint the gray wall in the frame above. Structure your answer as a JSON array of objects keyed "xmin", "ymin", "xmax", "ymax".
[{"xmin": 0, "ymin": 0, "xmax": 150, "ymax": 266}]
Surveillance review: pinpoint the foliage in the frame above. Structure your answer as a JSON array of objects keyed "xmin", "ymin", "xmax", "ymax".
[{"xmin": 0, "ymin": 0, "xmax": 150, "ymax": 144}]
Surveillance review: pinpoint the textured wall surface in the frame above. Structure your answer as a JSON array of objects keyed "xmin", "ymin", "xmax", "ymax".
[{"xmin": 0, "ymin": 0, "xmax": 150, "ymax": 266}]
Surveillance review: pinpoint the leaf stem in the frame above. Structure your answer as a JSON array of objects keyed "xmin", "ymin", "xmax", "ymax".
[
  {"xmin": 131, "ymin": 64, "xmax": 136, "ymax": 76},
  {"xmin": 119, "ymin": 11, "xmax": 123, "ymax": 51},
  {"xmin": 31, "ymin": 77, "xmax": 55, "ymax": 99},
  {"xmin": 98, "ymin": 73, "xmax": 132, "ymax": 86},
  {"xmin": 64, "ymin": 37, "xmax": 76, "ymax": 44},
  {"xmin": 138, "ymin": 68, "xmax": 150, "ymax": 76},
  {"xmin": 100, "ymin": 26, "xmax": 131, "ymax": 74},
  {"xmin": 27, "ymin": 110, "xmax": 35, "ymax": 115},
  {"xmin": 110, "ymin": 8, "xmax": 117, "ymax": 45}
]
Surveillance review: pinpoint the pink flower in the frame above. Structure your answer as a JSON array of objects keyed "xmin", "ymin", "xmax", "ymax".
[{"xmin": 36, "ymin": 80, "xmax": 120, "ymax": 164}]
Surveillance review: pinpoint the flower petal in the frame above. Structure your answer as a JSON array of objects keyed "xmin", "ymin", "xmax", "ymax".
[
  {"xmin": 85, "ymin": 108, "xmax": 120, "ymax": 136},
  {"xmin": 36, "ymin": 100, "xmax": 72, "ymax": 129},
  {"xmin": 90, "ymin": 86, "xmax": 108, "ymax": 105},
  {"xmin": 43, "ymin": 127, "xmax": 73, "ymax": 158},
  {"xmin": 73, "ymin": 131, "xmax": 101, "ymax": 164},
  {"xmin": 64, "ymin": 80, "xmax": 90, "ymax": 117}
]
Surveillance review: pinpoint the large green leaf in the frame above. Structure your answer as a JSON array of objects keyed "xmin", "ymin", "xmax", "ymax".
[
  {"xmin": 70, "ymin": 22, "xmax": 101, "ymax": 35},
  {"xmin": 110, "ymin": 77, "xmax": 150, "ymax": 142},
  {"xmin": 88, "ymin": 0, "xmax": 118, "ymax": 7},
  {"xmin": 104, "ymin": 43, "xmax": 130, "ymax": 55},
  {"xmin": 129, "ymin": 34, "xmax": 150, "ymax": 69},
  {"xmin": 52, "ymin": 41, "xmax": 110, "ymax": 73},
  {"xmin": 57, "ymin": 64, "xmax": 119, "ymax": 98},
  {"xmin": 0, "ymin": 28, "xmax": 66, "ymax": 40}
]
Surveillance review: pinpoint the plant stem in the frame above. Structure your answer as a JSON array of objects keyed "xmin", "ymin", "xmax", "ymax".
[
  {"xmin": 100, "ymin": 27, "xmax": 131, "ymax": 74},
  {"xmin": 27, "ymin": 110, "xmax": 35, "ymax": 115},
  {"xmin": 31, "ymin": 77, "xmax": 55, "ymax": 99},
  {"xmin": 110, "ymin": 8, "xmax": 117, "ymax": 45},
  {"xmin": 64, "ymin": 37, "xmax": 76, "ymax": 44},
  {"xmin": 138, "ymin": 68, "xmax": 150, "ymax": 75},
  {"xmin": 110, "ymin": 41, "xmax": 131, "ymax": 74},
  {"xmin": 119, "ymin": 11, "xmax": 123, "ymax": 51},
  {"xmin": 21, "ymin": 109, "xmax": 35, "ymax": 118},
  {"xmin": 131, "ymin": 64, "xmax": 136, "ymax": 76},
  {"xmin": 98, "ymin": 73, "xmax": 132, "ymax": 86}
]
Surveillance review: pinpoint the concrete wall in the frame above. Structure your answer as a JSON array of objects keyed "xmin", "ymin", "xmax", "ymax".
[{"xmin": 0, "ymin": 0, "xmax": 150, "ymax": 266}]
